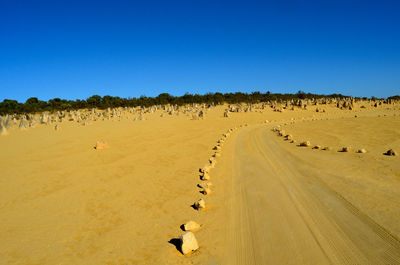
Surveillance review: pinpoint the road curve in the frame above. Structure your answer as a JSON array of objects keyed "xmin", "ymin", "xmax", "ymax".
[{"xmin": 225, "ymin": 125, "xmax": 400, "ymax": 265}]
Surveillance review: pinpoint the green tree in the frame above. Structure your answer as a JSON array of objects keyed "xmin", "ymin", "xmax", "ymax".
[
  {"xmin": 25, "ymin": 97, "xmax": 39, "ymax": 104},
  {"xmin": 86, "ymin": 95, "xmax": 102, "ymax": 107}
]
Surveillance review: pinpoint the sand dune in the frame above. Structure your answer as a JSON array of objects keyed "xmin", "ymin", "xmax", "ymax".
[{"xmin": 0, "ymin": 102, "xmax": 399, "ymax": 264}]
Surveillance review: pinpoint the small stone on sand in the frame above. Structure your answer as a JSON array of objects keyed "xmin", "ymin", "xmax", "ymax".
[
  {"xmin": 180, "ymin": 231, "xmax": 199, "ymax": 255},
  {"xmin": 385, "ymin": 149, "xmax": 397, "ymax": 156},
  {"xmin": 300, "ymin": 141, "xmax": 311, "ymax": 147},
  {"xmin": 341, "ymin": 147, "xmax": 351, "ymax": 152},
  {"xmin": 201, "ymin": 172, "xmax": 210, "ymax": 180},
  {"xmin": 183, "ymin": 221, "xmax": 201, "ymax": 232},
  {"xmin": 194, "ymin": 198, "xmax": 205, "ymax": 210},
  {"xmin": 95, "ymin": 141, "xmax": 109, "ymax": 150}
]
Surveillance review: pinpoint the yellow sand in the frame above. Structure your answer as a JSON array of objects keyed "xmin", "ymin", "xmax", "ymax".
[{"xmin": 0, "ymin": 104, "xmax": 399, "ymax": 264}]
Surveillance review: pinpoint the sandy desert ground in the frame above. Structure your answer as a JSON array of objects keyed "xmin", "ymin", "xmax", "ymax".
[{"xmin": 0, "ymin": 101, "xmax": 399, "ymax": 265}]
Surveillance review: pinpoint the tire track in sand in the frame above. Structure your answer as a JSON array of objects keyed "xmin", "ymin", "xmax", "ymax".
[{"xmin": 226, "ymin": 125, "xmax": 400, "ymax": 265}]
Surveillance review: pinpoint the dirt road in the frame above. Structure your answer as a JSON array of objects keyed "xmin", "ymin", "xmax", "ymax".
[{"xmin": 225, "ymin": 125, "xmax": 400, "ymax": 264}]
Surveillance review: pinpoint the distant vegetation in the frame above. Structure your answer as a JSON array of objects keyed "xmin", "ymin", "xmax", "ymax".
[
  {"xmin": 0, "ymin": 90, "xmax": 382, "ymax": 115},
  {"xmin": 388, "ymin": 95, "xmax": 400, "ymax": 100}
]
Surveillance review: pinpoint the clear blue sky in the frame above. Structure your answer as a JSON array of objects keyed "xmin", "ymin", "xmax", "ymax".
[{"xmin": 1, "ymin": 0, "xmax": 399, "ymax": 102}]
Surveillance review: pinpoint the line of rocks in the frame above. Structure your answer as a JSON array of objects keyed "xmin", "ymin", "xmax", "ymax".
[
  {"xmin": 174, "ymin": 124, "xmax": 248, "ymax": 256},
  {"xmin": 273, "ymin": 124, "xmax": 397, "ymax": 157}
]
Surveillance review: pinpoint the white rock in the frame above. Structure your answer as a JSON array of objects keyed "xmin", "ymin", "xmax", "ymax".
[
  {"xmin": 213, "ymin": 145, "xmax": 222, "ymax": 151},
  {"xmin": 300, "ymin": 141, "xmax": 311, "ymax": 147},
  {"xmin": 180, "ymin": 231, "xmax": 199, "ymax": 255},
  {"xmin": 341, "ymin": 146, "xmax": 351, "ymax": 152},
  {"xmin": 213, "ymin": 152, "xmax": 221, "ymax": 158},
  {"xmin": 209, "ymin": 160, "xmax": 216, "ymax": 168},
  {"xmin": 285, "ymin": 134, "xmax": 293, "ymax": 140},
  {"xmin": 201, "ymin": 172, "xmax": 210, "ymax": 181},
  {"xmin": 223, "ymin": 133, "xmax": 230, "ymax": 138},
  {"xmin": 200, "ymin": 165, "xmax": 210, "ymax": 173},
  {"xmin": 194, "ymin": 198, "xmax": 205, "ymax": 210},
  {"xmin": 95, "ymin": 141, "xmax": 109, "ymax": 150},
  {"xmin": 183, "ymin": 221, "xmax": 201, "ymax": 232}
]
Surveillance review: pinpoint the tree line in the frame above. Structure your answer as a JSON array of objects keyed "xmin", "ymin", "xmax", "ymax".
[{"xmin": 0, "ymin": 90, "xmax": 383, "ymax": 115}]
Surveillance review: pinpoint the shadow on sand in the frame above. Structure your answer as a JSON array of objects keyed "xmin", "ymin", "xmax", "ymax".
[{"xmin": 168, "ymin": 238, "xmax": 182, "ymax": 254}]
